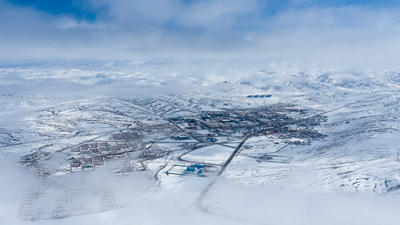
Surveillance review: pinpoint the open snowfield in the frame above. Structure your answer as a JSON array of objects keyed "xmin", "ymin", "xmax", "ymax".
[{"xmin": 181, "ymin": 145, "xmax": 233, "ymax": 165}]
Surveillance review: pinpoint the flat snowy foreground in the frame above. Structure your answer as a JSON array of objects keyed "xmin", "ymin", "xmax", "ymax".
[{"xmin": 2, "ymin": 158, "xmax": 400, "ymax": 225}]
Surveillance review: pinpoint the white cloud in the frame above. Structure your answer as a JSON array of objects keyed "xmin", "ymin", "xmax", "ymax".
[
  {"xmin": 54, "ymin": 17, "xmax": 87, "ymax": 29},
  {"xmin": 54, "ymin": 17, "xmax": 106, "ymax": 30},
  {"xmin": 0, "ymin": 0, "xmax": 400, "ymax": 65},
  {"xmin": 174, "ymin": 0, "xmax": 260, "ymax": 28}
]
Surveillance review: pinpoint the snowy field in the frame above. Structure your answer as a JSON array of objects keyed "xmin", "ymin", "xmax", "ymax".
[{"xmin": 181, "ymin": 145, "xmax": 234, "ymax": 165}]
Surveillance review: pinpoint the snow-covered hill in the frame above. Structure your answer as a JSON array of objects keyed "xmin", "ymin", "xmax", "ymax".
[{"xmin": 1, "ymin": 61, "xmax": 400, "ymax": 224}]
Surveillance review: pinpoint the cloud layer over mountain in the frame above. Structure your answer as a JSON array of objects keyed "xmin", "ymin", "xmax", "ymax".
[{"xmin": 1, "ymin": 0, "xmax": 400, "ymax": 64}]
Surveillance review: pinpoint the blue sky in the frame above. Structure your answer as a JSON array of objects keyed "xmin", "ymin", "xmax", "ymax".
[
  {"xmin": 7, "ymin": 0, "xmax": 400, "ymax": 19},
  {"xmin": 8, "ymin": 0, "xmax": 93, "ymax": 18},
  {"xmin": 1, "ymin": 0, "xmax": 400, "ymax": 63}
]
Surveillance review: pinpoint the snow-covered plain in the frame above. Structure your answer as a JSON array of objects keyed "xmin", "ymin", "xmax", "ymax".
[{"xmin": 1, "ymin": 61, "xmax": 400, "ymax": 224}]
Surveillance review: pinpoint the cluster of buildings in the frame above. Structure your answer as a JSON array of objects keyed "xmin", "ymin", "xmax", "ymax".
[
  {"xmin": 22, "ymin": 102, "xmax": 328, "ymax": 180},
  {"xmin": 21, "ymin": 150, "xmax": 51, "ymax": 165},
  {"xmin": 167, "ymin": 104, "xmax": 328, "ymax": 145},
  {"xmin": 166, "ymin": 164, "xmax": 212, "ymax": 176},
  {"xmin": 68, "ymin": 142, "xmax": 140, "ymax": 171}
]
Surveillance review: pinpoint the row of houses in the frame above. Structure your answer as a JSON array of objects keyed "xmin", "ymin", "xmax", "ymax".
[{"xmin": 200, "ymin": 120, "xmax": 259, "ymax": 129}]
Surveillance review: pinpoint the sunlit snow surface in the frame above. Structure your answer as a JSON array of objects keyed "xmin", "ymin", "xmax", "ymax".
[{"xmin": 1, "ymin": 61, "xmax": 400, "ymax": 224}]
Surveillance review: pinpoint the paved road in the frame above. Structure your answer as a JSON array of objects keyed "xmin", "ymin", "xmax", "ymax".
[
  {"xmin": 176, "ymin": 144, "xmax": 222, "ymax": 166},
  {"xmin": 194, "ymin": 127, "xmax": 273, "ymax": 210}
]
